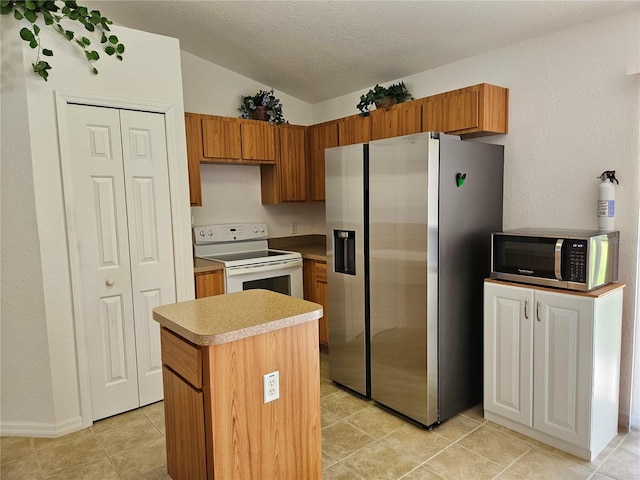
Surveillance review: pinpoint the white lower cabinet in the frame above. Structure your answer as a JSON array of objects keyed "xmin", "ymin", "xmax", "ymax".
[{"xmin": 483, "ymin": 280, "xmax": 624, "ymax": 461}]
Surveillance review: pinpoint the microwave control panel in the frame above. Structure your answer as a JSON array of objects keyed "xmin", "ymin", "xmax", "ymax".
[{"xmin": 566, "ymin": 240, "xmax": 587, "ymax": 282}]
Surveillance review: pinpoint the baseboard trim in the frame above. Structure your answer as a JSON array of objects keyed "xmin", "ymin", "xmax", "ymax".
[{"xmin": 0, "ymin": 415, "xmax": 84, "ymax": 438}]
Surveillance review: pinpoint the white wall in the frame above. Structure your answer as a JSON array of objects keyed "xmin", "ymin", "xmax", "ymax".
[
  {"xmin": 316, "ymin": 9, "xmax": 640, "ymax": 427},
  {"xmin": 180, "ymin": 51, "xmax": 326, "ymax": 238},
  {"xmin": 1, "ymin": 22, "xmax": 192, "ymax": 435},
  {"xmin": 1, "ymin": 23, "xmax": 57, "ymax": 429}
]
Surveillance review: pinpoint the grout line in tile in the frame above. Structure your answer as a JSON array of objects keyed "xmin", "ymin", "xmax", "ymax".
[{"xmin": 590, "ymin": 430, "xmax": 632, "ymax": 480}]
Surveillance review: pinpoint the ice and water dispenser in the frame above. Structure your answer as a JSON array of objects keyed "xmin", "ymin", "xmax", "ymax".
[{"xmin": 333, "ymin": 230, "xmax": 356, "ymax": 275}]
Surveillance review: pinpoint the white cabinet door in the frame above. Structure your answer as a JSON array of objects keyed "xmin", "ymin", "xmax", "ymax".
[
  {"xmin": 533, "ymin": 290, "xmax": 592, "ymax": 448},
  {"xmin": 484, "ymin": 282, "xmax": 534, "ymax": 426}
]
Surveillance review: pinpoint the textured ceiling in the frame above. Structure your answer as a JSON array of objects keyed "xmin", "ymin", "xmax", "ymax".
[{"xmin": 84, "ymin": 1, "xmax": 638, "ymax": 103}]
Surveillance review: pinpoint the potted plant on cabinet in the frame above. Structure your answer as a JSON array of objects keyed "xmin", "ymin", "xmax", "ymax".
[
  {"xmin": 356, "ymin": 81, "xmax": 414, "ymax": 116},
  {"xmin": 239, "ymin": 89, "xmax": 287, "ymax": 124}
]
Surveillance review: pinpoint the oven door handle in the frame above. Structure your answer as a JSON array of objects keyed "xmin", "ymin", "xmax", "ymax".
[
  {"xmin": 225, "ymin": 258, "xmax": 303, "ymax": 276},
  {"xmin": 554, "ymin": 239, "xmax": 564, "ymax": 280}
]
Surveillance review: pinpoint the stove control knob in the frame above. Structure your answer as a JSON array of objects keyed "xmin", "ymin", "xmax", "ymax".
[
  {"xmin": 253, "ymin": 227, "xmax": 258, "ymax": 233},
  {"xmin": 199, "ymin": 230, "xmax": 205, "ymax": 236},
  {"xmin": 207, "ymin": 230, "xmax": 213, "ymax": 236},
  {"xmin": 259, "ymin": 226, "xmax": 265, "ymax": 233}
]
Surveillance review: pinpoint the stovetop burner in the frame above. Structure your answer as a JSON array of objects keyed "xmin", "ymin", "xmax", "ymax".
[
  {"xmin": 200, "ymin": 249, "xmax": 291, "ymax": 263},
  {"xmin": 193, "ymin": 223, "xmax": 301, "ymax": 268}
]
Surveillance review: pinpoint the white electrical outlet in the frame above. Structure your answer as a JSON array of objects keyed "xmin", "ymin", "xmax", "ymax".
[
  {"xmin": 290, "ymin": 222, "xmax": 297, "ymax": 234},
  {"xmin": 263, "ymin": 371, "xmax": 280, "ymax": 403}
]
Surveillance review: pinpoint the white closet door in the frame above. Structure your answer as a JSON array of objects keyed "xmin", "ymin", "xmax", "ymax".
[
  {"xmin": 67, "ymin": 104, "xmax": 140, "ymax": 419},
  {"xmin": 120, "ymin": 110, "xmax": 175, "ymax": 406}
]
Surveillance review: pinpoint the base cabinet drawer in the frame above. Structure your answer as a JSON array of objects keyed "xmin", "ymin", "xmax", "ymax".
[{"xmin": 161, "ymin": 328, "xmax": 202, "ymax": 389}]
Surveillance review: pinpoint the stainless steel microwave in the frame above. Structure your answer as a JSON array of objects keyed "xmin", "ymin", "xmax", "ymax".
[{"xmin": 490, "ymin": 229, "xmax": 619, "ymax": 291}]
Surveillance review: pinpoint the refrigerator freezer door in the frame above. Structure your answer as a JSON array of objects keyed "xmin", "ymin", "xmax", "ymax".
[
  {"xmin": 437, "ymin": 136, "xmax": 504, "ymax": 421},
  {"xmin": 325, "ymin": 144, "xmax": 368, "ymax": 396},
  {"xmin": 368, "ymin": 133, "xmax": 439, "ymax": 426}
]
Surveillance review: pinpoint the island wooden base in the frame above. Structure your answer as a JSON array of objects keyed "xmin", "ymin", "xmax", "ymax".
[{"xmin": 161, "ymin": 320, "xmax": 321, "ymax": 479}]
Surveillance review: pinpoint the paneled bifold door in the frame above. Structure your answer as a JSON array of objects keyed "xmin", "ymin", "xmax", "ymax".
[{"xmin": 65, "ymin": 104, "xmax": 176, "ymax": 421}]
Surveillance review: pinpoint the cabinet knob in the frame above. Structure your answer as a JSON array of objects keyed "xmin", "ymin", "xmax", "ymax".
[{"xmin": 105, "ymin": 278, "xmax": 114, "ymax": 287}]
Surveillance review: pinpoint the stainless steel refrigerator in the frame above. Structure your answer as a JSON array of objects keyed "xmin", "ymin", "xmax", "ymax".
[{"xmin": 325, "ymin": 132, "xmax": 503, "ymax": 426}]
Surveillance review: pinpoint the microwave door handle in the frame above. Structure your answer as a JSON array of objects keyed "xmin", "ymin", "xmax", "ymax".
[{"xmin": 554, "ymin": 239, "xmax": 564, "ymax": 280}]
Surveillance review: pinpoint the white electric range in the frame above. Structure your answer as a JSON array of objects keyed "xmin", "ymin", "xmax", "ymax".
[{"xmin": 193, "ymin": 223, "xmax": 303, "ymax": 298}]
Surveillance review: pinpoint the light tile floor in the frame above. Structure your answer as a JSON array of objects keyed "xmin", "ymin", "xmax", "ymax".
[{"xmin": 2, "ymin": 354, "xmax": 639, "ymax": 479}]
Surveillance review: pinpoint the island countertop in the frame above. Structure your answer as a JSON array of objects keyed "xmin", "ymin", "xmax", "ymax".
[{"xmin": 152, "ymin": 289, "xmax": 323, "ymax": 346}]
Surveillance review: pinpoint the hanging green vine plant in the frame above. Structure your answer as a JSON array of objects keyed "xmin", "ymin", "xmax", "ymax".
[{"xmin": 0, "ymin": 0, "xmax": 125, "ymax": 81}]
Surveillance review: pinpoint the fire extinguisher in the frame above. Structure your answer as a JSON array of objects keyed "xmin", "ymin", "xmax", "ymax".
[{"xmin": 597, "ymin": 170, "xmax": 619, "ymax": 231}]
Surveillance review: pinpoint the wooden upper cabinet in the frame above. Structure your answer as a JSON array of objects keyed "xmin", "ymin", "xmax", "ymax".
[
  {"xmin": 184, "ymin": 84, "xmax": 508, "ymax": 206},
  {"xmin": 422, "ymin": 83, "xmax": 508, "ymax": 137},
  {"xmin": 184, "ymin": 113, "xmax": 203, "ymax": 206},
  {"xmin": 202, "ymin": 116, "xmax": 242, "ymax": 160},
  {"xmin": 240, "ymin": 120, "xmax": 277, "ymax": 162},
  {"xmin": 370, "ymin": 100, "xmax": 422, "ymax": 140},
  {"xmin": 188, "ymin": 113, "xmax": 276, "ymax": 164},
  {"xmin": 279, "ymin": 124, "xmax": 306, "ymax": 201},
  {"xmin": 261, "ymin": 124, "xmax": 306, "ymax": 204},
  {"xmin": 338, "ymin": 114, "xmax": 371, "ymax": 145},
  {"xmin": 307, "ymin": 121, "xmax": 339, "ymax": 201}
]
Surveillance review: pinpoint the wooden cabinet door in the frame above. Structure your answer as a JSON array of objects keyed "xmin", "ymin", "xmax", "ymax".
[
  {"xmin": 338, "ymin": 114, "xmax": 371, "ymax": 145},
  {"xmin": 443, "ymin": 88, "xmax": 480, "ymax": 132},
  {"xmin": 422, "ymin": 84, "xmax": 508, "ymax": 137},
  {"xmin": 421, "ymin": 95, "xmax": 445, "ymax": 133},
  {"xmin": 370, "ymin": 101, "xmax": 422, "ymax": 140},
  {"xmin": 240, "ymin": 120, "xmax": 277, "ymax": 162},
  {"xmin": 303, "ymin": 259, "xmax": 329, "ymax": 351},
  {"xmin": 195, "ymin": 271, "xmax": 224, "ymax": 299},
  {"xmin": 307, "ymin": 121, "xmax": 339, "ymax": 201},
  {"xmin": 278, "ymin": 124, "xmax": 306, "ymax": 201},
  {"xmin": 483, "ymin": 281, "xmax": 534, "ymax": 427},
  {"xmin": 314, "ymin": 261, "xmax": 329, "ymax": 350},
  {"xmin": 201, "ymin": 116, "xmax": 241, "ymax": 161},
  {"xmin": 533, "ymin": 290, "xmax": 592, "ymax": 448},
  {"xmin": 184, "ymin": 113, "xmax": 203, "ymax": 206},
  {"xmin": 421, "ymin": 89, "xmax": 479, "ymax": 133},
  {"xmin": 162, "ymin": 367, "xmax": 207, "ymax": 480}
]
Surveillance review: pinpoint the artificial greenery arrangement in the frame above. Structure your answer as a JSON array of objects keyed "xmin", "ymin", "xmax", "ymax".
[
  {"xmin": 356, "ymin": 81, "xmax": 414, "ymax": 116},
  {"xmin": 239, "ymin": 89, "xmax": 287, "ymax": 124},
  {"xmin": 1, "ymin": 0, "xmax": 125, "ymax": 81}
]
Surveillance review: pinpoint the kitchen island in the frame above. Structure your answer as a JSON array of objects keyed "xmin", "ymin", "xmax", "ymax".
[{"xmin": 153, "ymin": 289, "xmax": 323, "ymax": 480}]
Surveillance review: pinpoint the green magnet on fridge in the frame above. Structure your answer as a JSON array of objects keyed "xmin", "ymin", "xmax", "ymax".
[{"xmin": 456, "ymin": 173, "xmax": 467, "ymax": 187}]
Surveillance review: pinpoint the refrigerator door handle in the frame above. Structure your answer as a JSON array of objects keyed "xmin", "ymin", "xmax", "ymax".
[{"xmin": 554, "ymin": 239, "xmax": 564, "ymax": 280}]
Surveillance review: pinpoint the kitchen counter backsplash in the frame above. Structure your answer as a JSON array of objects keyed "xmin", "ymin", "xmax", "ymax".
[{"xmin": 269, "ymin": 235, "xmax": 326, "ymax": 261}]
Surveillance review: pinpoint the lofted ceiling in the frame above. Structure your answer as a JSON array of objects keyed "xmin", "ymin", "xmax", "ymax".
[{"xmin": 84, "ymin": 0, "xmax": 638, "ymax": 104}]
